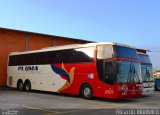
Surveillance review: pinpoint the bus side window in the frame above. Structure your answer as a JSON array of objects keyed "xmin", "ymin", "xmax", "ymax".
[
  {"xmin": 105, "ymin": 62, "xmax": 117, "ymax": 84},
  {"xmin": 72, "ymin": 50, "xmax": 77, "ymax": 63},
  {"xmin": 9, "ymin": 56, "xmax": 13, "ymax": 66},
  {"xmin": 20, "ymin": 55, "xmax": 24, "ymax": 65},
  {"xmin": 56, "ymin": 51, "xmax": 62, "ymax": 63},
  {"xmin": 14, "ymin": 56, "xmax": 18, "ymax": 65},
  {"xmin": 61, "ymin": 50, "xmax": 72, "ymax": 63}
]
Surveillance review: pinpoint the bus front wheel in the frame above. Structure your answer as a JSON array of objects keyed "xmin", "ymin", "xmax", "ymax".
[
  {"xmin": 81, "ymin": 84, "xmax": 93, "ymax": 99},
  {"xmin": 24, "ymin": 80, "xmax": 31, "ymax": 92}
]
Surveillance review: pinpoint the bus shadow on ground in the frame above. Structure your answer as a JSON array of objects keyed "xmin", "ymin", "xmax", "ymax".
[
  {"xmin": 27, "ymin": 90, "xmax": 144, "ymax": 104},
  {"xmin": 5, "ymin": 87, "xmax": 151, "ymax": 104}
]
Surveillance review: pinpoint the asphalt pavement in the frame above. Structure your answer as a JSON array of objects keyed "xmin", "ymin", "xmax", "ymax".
[{"xmin": 0, "ymin": 88, "xmax": 160, "ymax": 115}]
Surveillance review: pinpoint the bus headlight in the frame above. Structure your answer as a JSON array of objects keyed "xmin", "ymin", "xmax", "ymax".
[{"xmin": 119, "ymin": 86, "xmax": 128, "ymax": 90}]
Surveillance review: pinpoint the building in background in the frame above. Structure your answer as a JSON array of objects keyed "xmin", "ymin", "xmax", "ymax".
[{"xmin": 0, "ymin": 27, "xmax": 93, "ymax": 87}]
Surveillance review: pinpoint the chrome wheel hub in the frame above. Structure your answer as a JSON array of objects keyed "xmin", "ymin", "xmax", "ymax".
[{"xmin": 84, "ymin": 88, "xmax": 91, "ymax": 97}]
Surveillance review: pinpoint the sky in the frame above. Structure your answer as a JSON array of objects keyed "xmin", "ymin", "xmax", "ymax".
[{"xmin": 0, "ymin": 0, "xmax": 160, "ymax": 69}]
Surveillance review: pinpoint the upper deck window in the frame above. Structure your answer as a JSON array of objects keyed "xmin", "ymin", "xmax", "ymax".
[
  {"xmin": 114, "ymin": 46, "xmax": 139, "ymax": 60},
  {"xmin": 138, "ymin": 54, "xmax": 151, "ymax": 64}
]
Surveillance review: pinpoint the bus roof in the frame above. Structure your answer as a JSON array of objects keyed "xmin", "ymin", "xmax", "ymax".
[{"xmin": 9, "ymin": 42, "xmax": 136, "ymax": 56}]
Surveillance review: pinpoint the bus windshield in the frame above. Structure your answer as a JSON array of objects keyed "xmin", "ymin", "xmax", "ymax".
[
  {"xmin": 97, "ymin": 44, "xmax": 142, "ymax": 84},
  {"xmin": 138, "ymin": 54, "xmax": 153, "ymax": 82},
  {"xmin": 103, "ymin": 61, "xmax": 142, "ymax": 84},
  {"xmin": 141, "ymin": 64, "xmax": 153, "ymax": 82},
  {"xmin": 118, "ymin": 61, "xmax": 142, "ymax": 83}
]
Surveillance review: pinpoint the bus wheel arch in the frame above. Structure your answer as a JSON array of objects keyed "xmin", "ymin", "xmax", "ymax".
[
  {"xmin": 24, "ymin": 79, "xmax": 31, "ymax": 92},
  {"xmin": 80, "ymin": 83, "xmax": 94, "ymax": 99},
  {"xmin": 17, "ymin": 79, "xmax": 24, "ymax": 91}
]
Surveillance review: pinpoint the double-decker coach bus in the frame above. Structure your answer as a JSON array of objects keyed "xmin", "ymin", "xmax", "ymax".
[
  {"xmin": 137, "ymin": 49, "xmax": 154, "ymax": 94},
  {"xmin": 7, "ymin": 42, "xmax": 142, "ymax": 99}
]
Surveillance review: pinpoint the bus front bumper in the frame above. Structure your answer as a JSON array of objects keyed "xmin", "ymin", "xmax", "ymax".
[
  {"xmin": 142, "ymin": 87, "xmax": 154, "ymax": 95},
  {"xmin": 115, "ymin": 90, "xmax": 142, "ymax": 99}
]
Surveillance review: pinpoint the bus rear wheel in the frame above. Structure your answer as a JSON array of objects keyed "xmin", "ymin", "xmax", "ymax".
[
  {"xmin": 81, "ymin": 84, "xmax": 93, "ymax": 99},
  {"xmin": 24, "ymin": 81, "xmax": 31, "ymax": 92},
  {"xmin": 17, "ymin": 80, "xmax": 24, "ymax": 91}
]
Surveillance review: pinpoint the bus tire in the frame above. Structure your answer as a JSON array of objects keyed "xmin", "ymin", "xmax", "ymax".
[
  {"xmin": 81, "ymin": 84, "xmax": 93, "ymax": 99},
  {"xmin": 17, "ymin": 80, "xmax": 24, "ymax": 91},
  {"xmin": 24, "ymin": 80, "xmax": 31, "ymax": 92}
]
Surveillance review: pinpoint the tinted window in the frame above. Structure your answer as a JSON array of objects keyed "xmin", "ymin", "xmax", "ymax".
[
  {"xmin": 74, "ymin": 47, "xmax": 94, "ymax": 62},
  {"xmin": 138, "ymin": 54, "xmax": 151, "ymax": 64},
  {"xmin": 114, "ymin": 46, "xmax": 139, "ymax": 60},
  {"xmin": 8, "ymin": 47, "xmax": 94, "ymax": 66}
]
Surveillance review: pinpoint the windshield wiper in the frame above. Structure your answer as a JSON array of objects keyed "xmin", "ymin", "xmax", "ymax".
[
  {"xmin": 145, "ymin": 69, "xmax": 151, "ymax": 82},
  {"xmin": 127, "ymin": 63, "xmax": 140, "ymax": 83},
  {"xmin": 133, "ymin": 65, "xmax": 140, "ymax": 83}
]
